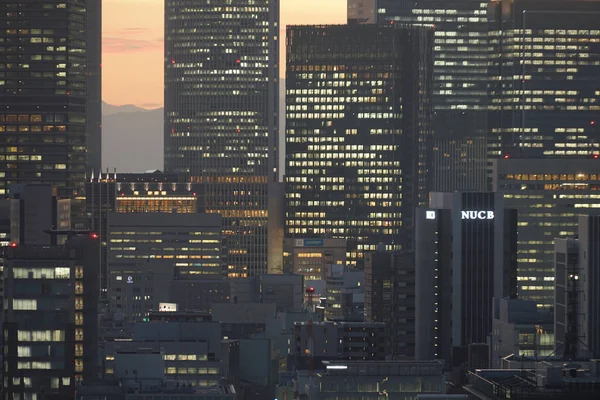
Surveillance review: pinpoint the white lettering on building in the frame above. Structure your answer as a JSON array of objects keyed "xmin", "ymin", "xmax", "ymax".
[
  {"xmin": 461, "ymin": 211, "xmax": 494, "ymax": 220},
  {"xmin": 426, "ymin": 210, "xmax": 436, "ymax": 220}
]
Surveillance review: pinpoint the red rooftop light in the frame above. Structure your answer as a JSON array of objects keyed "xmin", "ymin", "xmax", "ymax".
[
  {"xmin": 90, "ymin": 233, "xmax": 99, "ymax": 239},
  {"xmin": 10, "ymin": 242, "xmax": 17, "ymax": 248},
  {"xmin": 504, "ymin": 154, "xmax": 510, "ymax": 159}
]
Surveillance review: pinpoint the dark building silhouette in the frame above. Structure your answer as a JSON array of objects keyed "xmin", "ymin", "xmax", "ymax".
[
  {"xmin": 416, "ymin": 192, "xmax": 518, "ymax": 367},
  {"xmin": 285, "ymin": 24, "xmax": 434, "ymax": 268},
  {"xmin": 364, "ymin": 250, "xmax": 416, "ymax": 358},
  {"xmin": 555, "ymin": 215, "xmax": 600, "ymax": 360},
  {"xmin": 86, "ymin": 0, "xmax": 102, "ymax": 173},
  {"xmin": 0, "ymin": 1, "xmax": 100, "ymax": 229},
  {"xmin": 488, "ymin": 0, "xmax": 600, "ymax": 158},
  {"xmin": 9, "ymin": 184, "xmax": 70, "ymax": 246},
  {"xmin": 3, "ymin": 234, "xmax": 100, "ymax": 399},
  {"xmin": 164, "ymin": 0, "xmax": 280, "ymax": 277}
]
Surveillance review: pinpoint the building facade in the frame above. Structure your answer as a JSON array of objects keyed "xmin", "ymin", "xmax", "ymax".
[
  {"xmin": 324, "ymin": 266, "xmax": 363, "ymax": 322},
  {"xmin": 364, "ymin": 249, "xmax": 415, "ymax": 358},
  {"xmin": 285, "ymin": 24, "xmax": 433, "ymax": 268},
  {"xmin": 86, "ymin": 0, "xmax": 102, "ymax": 173},
  {"xmin": 86, "ymin": 171, "xmax": 201, "ymax": 302},
  {"xmin": 164, "ymin": 0, "xmax": 280, "ymax": 277},
  {"xmin": 493, "ymin": 158, "xmax": 600, "ymax": 308},
  {"xmin": 488, "ymin": 0, "xmax": 600, "ymax": 159},
  {"xmin": 491, "ymin": 298, "xmax": 554, "ymax": 368},
  {"xmin": 554, "ymin": 215, "xmax": 600, "ymax": 360},
  {"xmin": 3, "ymin": 235, "xmax": 99, "ymax": 399},
  {"xmin": 107, "ymin": 212, "xmax": 222, "ymax": 321},
  {"xmin": 283, "ymin": 238, "xmax": 346, "ymax": 280},
  {"xmin": 9, "ymin": 184, "xmax": 70, "ymax": 246},
  {"xmin": 293, "ymin": 321, "xmax": 387, "ymax": 364},
  {"xmin": 0, "ymin": 1, "xmax": 98, "ymax": 227},
  {"xmin": 415, "ymin": 192, "xmax": 518, "ymax": 366},
  {"xmin": 316, "ymin": 360, "xmax": 445, "ymax": 400},
  {"xmin": 352, "ymin": 0, "xmax": 490, "ymax": 192}
]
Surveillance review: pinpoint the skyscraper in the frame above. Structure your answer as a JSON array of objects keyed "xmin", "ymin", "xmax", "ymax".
[
  {"xmin": 415, "ymin": 192, "xmax": 518, "ymax": 366},
  {"xmin": 350, "ymin": 0, "xmax": 489, "ymax": 192},
  {"xmin": 86, "ymin": 0, "xmax": 102, "ymax": 173},
  {"xmin": 164, "ymin": 0, "xmax": 280, "ymax": 277},
  {"xmin": 493, "ymin": 158, "xmax": 600, "ymax": 308},
  {"xmin": 0, "ymin": 1, "xmax": 99, "ymax": 228},
  {"xmin": 488, "ymin": 0, "xmax": 600, "ymax": 159},
  {"xmin": 285, "ymin": 24, "xmax": 433, "ymax": 268}
]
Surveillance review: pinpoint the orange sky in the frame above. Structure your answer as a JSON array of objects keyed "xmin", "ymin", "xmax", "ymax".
[{"xmin": 102, "ymin": 0, "xmax": 347, "ymax": 108}]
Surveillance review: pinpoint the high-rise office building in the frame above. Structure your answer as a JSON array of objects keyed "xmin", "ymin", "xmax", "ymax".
[
  {"xmin": 86, "ymin": 0, "xmax": 102, "ymax": 173},
  {"xmin": 3, "ymin": 234, "xmax": 99, "ymax": 398},
  {"xmin": 0, "ymin": 1, "xmax": 99, "ymax": 228},
  {"xmin": 415, "ymin": 192, "xmax": 518, "ymax": 366},
  {"xmin": 164, "ymin": 0, "xmax": 280, "ymax": 277},
  {"xmin": 350, "ymin": 0, "xmax": 489, "ymax": 192},
  {"xmin": 554, "ymin": 215, "xmax": 600, "ymax": 360},
  {"xmin": 493, "ymin": 158, "xmax": 600, "ymax": 308},
  {"xmin": 285, "ymin": 24, "xmax": 433, "ymax": 268},
  {"xmin": 488, "ymin": 0, "xmax": 600, "ymax": 158}
]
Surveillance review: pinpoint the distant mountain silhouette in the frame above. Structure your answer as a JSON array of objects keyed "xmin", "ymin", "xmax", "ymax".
[
  {"xmin": 102, "ymin": 103, "xmax": 163, "ymax": 173},
  {"xmin": 101, "ymin": 79, "xmax": 285, "ymax": 176},
  {"xmin": 101, "ymin": 101, "xmax": 155, "ymax": 116}
]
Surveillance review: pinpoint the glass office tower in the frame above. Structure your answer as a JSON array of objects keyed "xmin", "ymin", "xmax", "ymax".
[
  {"xmin": 488, "ymin": 0, "xmax": 600, "ymax": 158},
  {"xmin": 0, "ymin": 1, "xmax": 93, "ymax": 227},
  {"xmin": 285, "ymin": 24, "xmax": 433, "ymax": 269},
  {"xmin": 164, "ymin": 0, "xmax": 280, "ymax": 277},
  {"xmin": 489, "ymin": 0, "xmax": 600, "ymax": 308},
  {"xmin": 353, "ymin": 0, "xmax": 489, "ymax": 191}
]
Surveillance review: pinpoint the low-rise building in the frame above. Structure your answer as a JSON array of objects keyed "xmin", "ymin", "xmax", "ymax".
[
  {"xmin": 293, "ymin": 321, "xmax": 387, "ymax": 370},
  {"xmin": 283, "ymin": 238, "xmax": 346, "ymax": 280},
  {"xmin": 107, "ymin": 212, "xmax": 222, "ymax": 321},
  {"xmin": 324, "ymin": 266, "xmax": 363, "ymax": 321},
  {"xmin": 104, "ymin": 321, "xmax": 223, "ymax": 388},
  {"xmin": 314, "ymin": 360, "xmax": 446, "ymax": 399},
  {"xmin": 491, "ymin": 298, "xmax": 554, "ymax": 368}
]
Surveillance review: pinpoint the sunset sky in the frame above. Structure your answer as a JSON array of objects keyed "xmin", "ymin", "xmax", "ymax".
[{"xmin": 102, "ymin": 0, "xmax": 347, "ymax": 108}]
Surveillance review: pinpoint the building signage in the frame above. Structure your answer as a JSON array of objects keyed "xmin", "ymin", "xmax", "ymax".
[
  {"xmin": 461, "ymin": 211, "xmax": 494, "ymax": 220},
  {"xmin": 426, "ymin": 210, "xmax": 436, "ymax": 220},
  {"xmin": 127, "ymin": 276, "xmax": 133, "ymax": 284},
  {"xmin": 303, "ymin": 239, "xmax": 324, "ymax": 247},
  {"xmin": 296, "ymin": 239, "xmax": 324, "ymax": 247}
]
